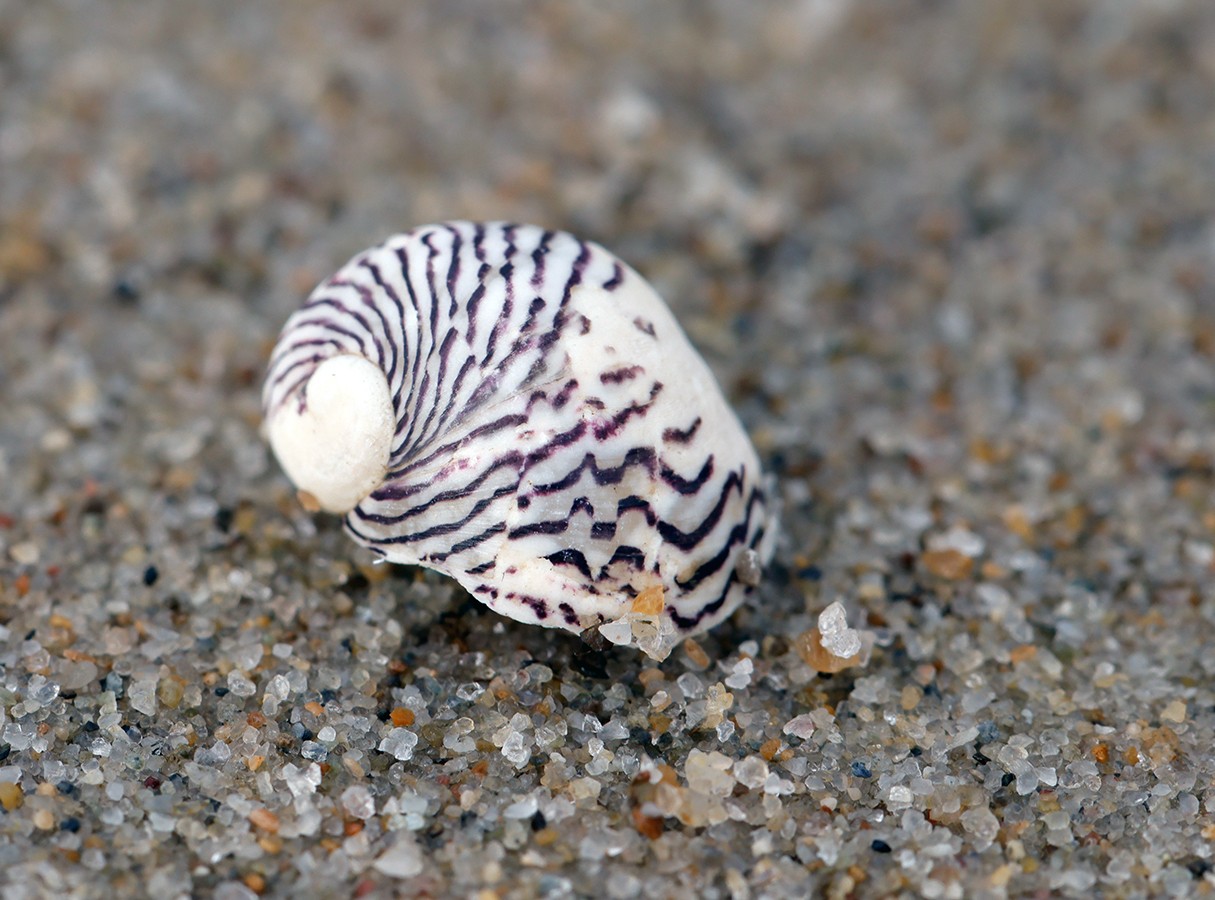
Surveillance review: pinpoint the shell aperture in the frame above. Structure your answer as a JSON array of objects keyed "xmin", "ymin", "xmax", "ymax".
[{"xmin": 263, "ymin": 222, "xmax": 775, "ymax": 659}]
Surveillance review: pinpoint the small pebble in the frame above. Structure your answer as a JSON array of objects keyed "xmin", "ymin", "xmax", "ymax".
[
  {"xmin": 9, "ymin": 541, "xmax": 40, "ymax": 565},
  {"xmin": 921, "ymin": 549, "xmax": 973, "ymax": 580},
  {"xmin": 378, "ymin": 729, "xmax": 418, "ymax": 762},
  {"xmin": 390, "ymin": 707, "xmax": 415, "ymax": 727},
  {"xmin": 373, "ymin": 836, "xmax": 424, "ymax": 879},
  {"xmin": 793, "ymin": 628, "xmax": 862, "ymax": 674},
  {"xmin": 0, "ymin": 783, "xmax": 23, "ymax": 811},
  {"xmin": 249, "ymin": 808, "xmax": 280, "ymax": 833},
  {"xmin": 1160, "ymin": 700, "xmax": 1186, "ymax": 724}
]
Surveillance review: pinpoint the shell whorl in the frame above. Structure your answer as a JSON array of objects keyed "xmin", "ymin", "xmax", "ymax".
[{"xmin": 263, "ymin": 221, "xmax": 775, "ymax": 659}]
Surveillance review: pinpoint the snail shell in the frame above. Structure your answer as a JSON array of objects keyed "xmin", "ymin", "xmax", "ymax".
[{"xmin": 263, "ymin": 222, "xmax": 775, "ymax": 659}]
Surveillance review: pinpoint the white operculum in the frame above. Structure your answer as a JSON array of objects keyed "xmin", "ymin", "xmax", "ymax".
[{"xmin": 266, "ymin": 354, "xmax": 394, "ymax": 514}]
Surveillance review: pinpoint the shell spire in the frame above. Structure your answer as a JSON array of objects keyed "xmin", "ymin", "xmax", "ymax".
[
  {"xmin": 265, "ymin": 354, "xmax": 394, "ymax": 514},
  {"xmin": 263, "ymin": 222, "xmax": 776, "ymax": 660}
]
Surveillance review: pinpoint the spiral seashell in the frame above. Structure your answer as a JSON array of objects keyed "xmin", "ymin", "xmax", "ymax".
[{"xmin": 263, "ymin": 222, "xmax": 775, "ymax": 659}]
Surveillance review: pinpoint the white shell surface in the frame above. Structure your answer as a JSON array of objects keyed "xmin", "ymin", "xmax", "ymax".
[
  {"xmin": 265, "ymin": 354, "xmax": 394, "ymax": 514},
  {"xmin": 263, "ymin": 222, "xmax": 775, "ymax": 658}
]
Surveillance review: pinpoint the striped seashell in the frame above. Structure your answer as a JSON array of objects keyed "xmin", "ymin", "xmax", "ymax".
[{"xmin": 263, "ymin": 222, "xmax": 775, "ymax": 660}]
